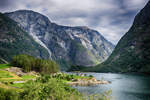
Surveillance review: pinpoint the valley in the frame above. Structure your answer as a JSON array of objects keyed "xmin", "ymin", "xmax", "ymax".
[{"xmin": 0, "ymin": 0, "xmax": 150, "ymax": 100}]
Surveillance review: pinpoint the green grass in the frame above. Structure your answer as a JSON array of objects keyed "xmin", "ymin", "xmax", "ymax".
[
  {"xmin": 73, "ymin": 75, "xmax": 90, "ymax": 79},
  {"xmin": 0, "ymin": 79, "xmax": 23, "ymax": 82},
  {"xmin": 52, "ymin": 73, "xmax": 93, "ymax": 83},
  {"xmin": 0, "ymin": 64, "xmax": 11, "ymax": 69},
  {"xmin": 21, "ymin": 75, "xmax": 36, "ymax": 80},
  {"xmin": 10, "ymin": 83, "xmax": 25, "ymax": 88},
  {"xmin": 0, "ymin": 75, "xmax": 37, "ymax": 82},
  {"xmin": 0, "ymin": 70, "xmax": 13, "ymax": 78}
]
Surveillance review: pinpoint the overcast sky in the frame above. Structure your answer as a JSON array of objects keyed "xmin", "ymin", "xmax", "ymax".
[{"xmin": 0, "ymin": 0, "xmax": 149, "ymax": 44}]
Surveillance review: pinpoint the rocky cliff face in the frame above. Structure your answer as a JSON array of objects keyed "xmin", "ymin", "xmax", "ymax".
[
  {"xmin": 94, "ymin": 1, "xmax": 150, "ymax": 73},
  {"xmin": 0, "ymin": 13, "xmax": 49, "ymax": 63},
  {"xmin": 5, "ymin": 10, "xmax": 114, "ymax": 70}
]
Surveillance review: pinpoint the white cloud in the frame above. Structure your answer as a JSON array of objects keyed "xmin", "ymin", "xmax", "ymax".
[{"xmin": 96, "ymin": 26, "xmax": 128, "ymax": 44}]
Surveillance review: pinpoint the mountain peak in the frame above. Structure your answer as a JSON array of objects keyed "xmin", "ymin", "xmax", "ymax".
[
  {"xmin": 6, "ymin": 9, "xmax": 41, "ymax": 15},
  {"xmin": 5, "ymin": 9, "xmax": 51, "ymax": 23}
]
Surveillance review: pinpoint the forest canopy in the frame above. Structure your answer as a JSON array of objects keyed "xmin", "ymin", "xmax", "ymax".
[{"xmin": 11, "ymin": 54, "xmax": 59, "ymax": 74}]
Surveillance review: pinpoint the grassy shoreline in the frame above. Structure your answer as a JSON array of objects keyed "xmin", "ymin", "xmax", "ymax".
[{"xmin": 0, "ymin": 63, "xmax": 111, "ymax": 100}]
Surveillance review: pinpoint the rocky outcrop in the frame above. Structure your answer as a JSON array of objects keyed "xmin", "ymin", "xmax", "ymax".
[
  {"xmin": 5, "ymin": 10, "xmax": 114, "ymax": 70},
  {"xmin": 68, "ymin": 77, "xmax": 109, "ymax": 86}
]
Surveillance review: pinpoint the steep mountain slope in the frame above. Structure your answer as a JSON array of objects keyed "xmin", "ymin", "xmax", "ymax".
[
  {"xmin": 5, "ymin": 10, "xmax": 114, "ymax": 70},
  {"xmin": 91, "ymin": 1, "xmax": 150, "ymax": 73},
  {"xmin": 0, "ymin": 13, "xmax": 49, "ymax": 63}
]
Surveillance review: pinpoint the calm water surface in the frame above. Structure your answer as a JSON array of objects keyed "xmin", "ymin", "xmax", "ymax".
[{"xmin": 70, "ymin": 73, "xmax": 150, "ymax": 100}]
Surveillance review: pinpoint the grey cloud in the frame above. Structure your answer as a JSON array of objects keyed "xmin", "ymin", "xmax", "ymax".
[
  {"xmin": 0, "ymin": 0, "xmax": 11, "ymax": 8},
  {"xmin": 0, "ymin": 0, "xmax": 149, "ymax": 44}
]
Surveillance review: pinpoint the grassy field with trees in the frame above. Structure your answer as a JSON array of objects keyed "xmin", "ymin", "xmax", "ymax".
[{"xmin": 0, "ymin": 54, "xmax": 111, "ymax": 100}]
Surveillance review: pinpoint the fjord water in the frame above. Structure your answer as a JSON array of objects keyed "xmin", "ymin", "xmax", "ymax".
[{"xmin": 72, "ymin": 73, "xmax": 150, "ymax": 100}]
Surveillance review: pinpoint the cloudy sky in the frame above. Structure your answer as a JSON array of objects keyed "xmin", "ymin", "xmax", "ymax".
[{"xmin": 0, "ymin": 0, "xmax": 149, "ymax": 44}]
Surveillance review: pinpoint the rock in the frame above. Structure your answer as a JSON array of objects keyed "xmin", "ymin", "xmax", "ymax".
[
  {"xmin": 91, "ymin": 77, "xmax": 97, "ymax": 82},
  {"xmin": 80, "ymin": 74, "xmax": 85, "ymax": 77},
  {"xmin": 67, "ymin": 77, "xmax": 109, "ymax": 86},
  {"xmin": 13, "ymin": 81, "xmax": 26, "ymax": 83},
  {"xmin": 4, "ymin": 67, "xmax": 38, "ymax": 76}
]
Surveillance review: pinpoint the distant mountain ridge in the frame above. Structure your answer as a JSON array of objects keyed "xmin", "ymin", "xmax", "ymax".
[
  {"xmin": 0, "ymin": 13, "xmax": 50, "ymax": 64},
  {"xmin": 5, "ymin": 10, "xmax": 114, "ymax": 70},
  {"xmin": 86, "ymin": 1, "xmax": 150, "ymax": 73}
]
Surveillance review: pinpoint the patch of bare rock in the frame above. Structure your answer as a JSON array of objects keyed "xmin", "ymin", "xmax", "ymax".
[
  {"xmin": 4, "ymin": 67, "xmax": 38, "ymax": 77},
  {"xmin": 68, "ymin": 77, "xmax": 110, "ymax": 86}
]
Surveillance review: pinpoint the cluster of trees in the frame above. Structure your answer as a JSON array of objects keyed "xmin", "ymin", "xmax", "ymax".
[{"xmin": 11, "ymin": 54, "xmax": 59, "ymax": 74}]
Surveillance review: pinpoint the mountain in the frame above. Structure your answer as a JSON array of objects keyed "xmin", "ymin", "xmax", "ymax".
[
  {"xmin": 5, "ymin": 10, "xmax": 114, "ymax": 70},
  {"xmin": 88, "ymin": 1, "xmax": 150, "ymax": 73},
  {"xmin": 0, "ymin": 13, "xmax": 50, "ymax": 64}
]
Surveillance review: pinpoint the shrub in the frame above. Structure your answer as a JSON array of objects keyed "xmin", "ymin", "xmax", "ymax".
[
  {"xmin": 20, "ymin": 77, "xmax": 83, "ymax": 100},
  {"xmin": 0, "ymin": 88, "xmax": 19, "ymax": 100},
  {"xmin": 89, "ymin": 75, "xmax": 94, "ymax": 78}
]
